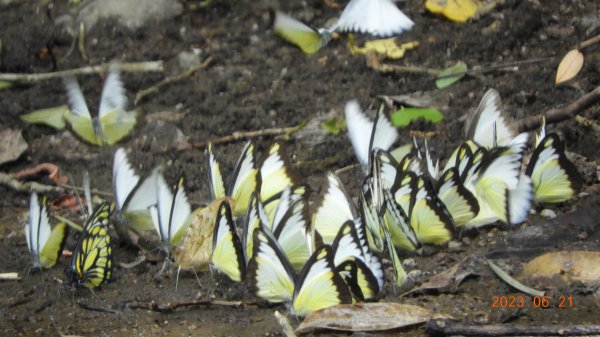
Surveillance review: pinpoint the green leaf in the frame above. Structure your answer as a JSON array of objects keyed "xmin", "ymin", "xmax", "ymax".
[
  {"xmin": 390, "ymin": 107, "xmax": 444, "ymax": 127},
  {"xmin": 321, "ymin": 117, "xmax": 346, "ymax": 136},
  {"xmin": 0, "ymin": 81, "xmax": 13, "ymax": 90},
  {"xmin": 436, "ymin": 62, "xmax": 467, "ymax": 89},
  {"xmin": 20, "ymin": 105, "xmax": 70, "ymax": 129}
]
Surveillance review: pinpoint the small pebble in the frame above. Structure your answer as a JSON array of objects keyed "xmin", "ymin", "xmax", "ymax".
[
  {"xmin": 540, "ymin": 209, "xmax": 557, "ymax": 219},
  {"xmin": 448, "ymin": 240, "xmax": 462, "ymax": 251},
  {"xmin": 407, "ymin": 269, "xmax": 422, "ymax": 281},
  {"xmin": 403, "ymin": 258, "xmax": 416, "ymax": 269}
]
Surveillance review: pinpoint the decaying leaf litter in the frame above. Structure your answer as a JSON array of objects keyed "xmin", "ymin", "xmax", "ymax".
[{"xmin": 1, "ymin": 0, "xmax": 600, "ymax": 336}]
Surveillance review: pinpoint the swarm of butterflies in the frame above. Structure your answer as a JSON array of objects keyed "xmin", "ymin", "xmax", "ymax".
[{"xmin": 24, "ymin": 88, "xmax": 582, "ymax": 317}]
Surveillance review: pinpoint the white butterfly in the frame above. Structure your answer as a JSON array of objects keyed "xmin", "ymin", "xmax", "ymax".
[
  {"xmin": 64, "ymin": 64, "xmax": 137, "ymax": 145},
  {"xmin": 345, "ymin": 99, "xmax": 398, "ymax": 169},
  {"xmin": 330, "ymin": 0, "xmax": 414, "ymax": 37}
]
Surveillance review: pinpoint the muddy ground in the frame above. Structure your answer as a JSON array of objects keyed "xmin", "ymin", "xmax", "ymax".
[{"xmin": 1, "ymin": 0, "xmax": 600, "ymax": 336}]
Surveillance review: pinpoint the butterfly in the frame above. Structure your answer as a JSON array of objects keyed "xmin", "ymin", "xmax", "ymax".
[
  {"xmin": 345, "ymin": 99, "xmax": 398, "ymax": 169},
  {"xmin": 112, "ymin": 148, "xmax": 159, "ymax": 231},
  {"xmin": 208, "ymin": 142, "xmax": 259, "ymax": 217},
  {"xmin": 312, "ymin": 173, "xmax": 358, "ymax": 244},
  {"xmin": 330, "ymin": 0, "xmax": 414, "ymax": 37},
  {"xmin": 331, "ymin": 220, "xmax": 383, "ymax": 301},
  {"xmin": 465, "ymin": 89, "xmax": 517, "ymax": 149},
  {"xmin": 247, "ymin": 227, "xmax": 352, "ymax": 316},
  {"xmin": 274, "ymin": 11, "xmax": 331, "ymax": 54},
  {"xmin": 435, "ymin": 168, "xmax": 480, "ymax": 227},
  {"xmin": 149, "ymin": 172, "xmax": 192, "ymax": 253},
  {"xmin": 525, "ymin": 132, "xmax": 582, "ymax": 203},
  {"xmin": 464, "ymin": 133, "xmax": 533, "ymax": 227},
  {"xmin": 25, "ymin": 193, "xmax": 69, "ymax": 269},
  {"xmin": 259, "ymin": 142, "xmax": 301, "ymax": 212},
  {"xmin": 63, "ymin": 64, "xmax": 137, "ymax": 146},
  {"xmin": 211, "ymin": 200, "xmax": 246, "ymax": 282},
  {"xmin": 65, "ymin": 203, "xmax": 112, "ymax": 289}
]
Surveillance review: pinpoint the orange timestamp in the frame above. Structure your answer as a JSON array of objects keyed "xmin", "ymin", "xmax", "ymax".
[{"xmin": 491, "ymin": 295, "xmax": 574, "ymax": 309}]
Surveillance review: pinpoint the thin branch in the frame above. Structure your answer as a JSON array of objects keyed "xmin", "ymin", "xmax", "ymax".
[
  {"xmin": 0, "ymin": 172, "xmax": 65, "ymax": 194},
  {"xmin": 0, "ymin": 61, "xmax": 164, "ymax": 83},
  {"xmin": 427, "ymin": 317, "xmax": 600, "ymax": 336},
  {"xmin": 575, "ymin": 115, "xmax": 600, "ymax": 134},
  {"xmin": 134, "ymin": 56, "xmax": 213, "ymax": 105},
  {"xmin": 579, "ymin": 33, "xmax": 600, "ymax": 50},
  {"xmin": 126, "ymin": 299, "xmax": 248, "ymax": 312},
  {"xmin": 514, "ymin": 85, "xmax": 600, "ymax": 132},
  {"xmin": 192, "ymin": 122, "xmax": 306, "ymax": 149},
  {"xmin": 78, "ymin": 302, "xmax": 121, "ymax": 314},
  {"xmin": 0, "ymin": 272, "xmax": 20, "ymax": 281}
]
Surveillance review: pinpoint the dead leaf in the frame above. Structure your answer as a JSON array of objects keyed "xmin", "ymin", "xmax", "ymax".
[
  {"xmin": 348, "ymin": 36, "xmax": 419, "ymax": 59},
  {"xmin": 555, "ymin": 49, "xmax": 584, "ymax": 85},
  {"xmin": 520, "ymin": 251, "xmax": 600, "ymax": 287},
  {"xmin": 172, "ymin": 199, "xmax": 226, "ymax": 271},
  {"xmin": 12, "ymin": 162, "xmax": 67, "ymax": 184},
  {"xmin": 295, "ymin": 302, "xmax": 431, "ymax": 333},
  {"xmin": 379, "ymin": 91, "xmax": 451, "ymax": 111},
  {"xmin": 405, "ymin": 257, "xmax": 478, "ymax": 295},
  {"xmin": 425, "ymin": 0, "xmax": 504, "ymax": 23},
  {"xmin": 0, "ymin": 129, "xmax": 28, "ymax": 165}
]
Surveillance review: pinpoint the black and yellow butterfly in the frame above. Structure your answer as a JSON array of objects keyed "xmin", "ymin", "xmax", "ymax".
[
  {"xmin": 65, "ymin": 203, "xmax": 112, "ymax": 289},
  {"xmin": 525, "ymin": 133, "xmax": 582, "ymax": 203}
]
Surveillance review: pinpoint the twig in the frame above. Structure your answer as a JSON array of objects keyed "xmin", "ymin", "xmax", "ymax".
[
  {"xmin": 193, "ymin": 123, "xmax": 306, "ymax": 149},
  {"xmin": 12, "ymin": 163, "xmax": 67, "ymax": 184},
  {"xmin": 78, "ymin": 23, "xmax": 88, "ymax": 62},
  {"xmin": 0, "ymin": 172, "xmax": 112, "ymax": 197},
  {"xmin": 134, "ymin": 56, "xmax": 213, "ymax": 105},
  {"xmin": 579, "ymin": 33, "xmax": 600, "ymax": 50},
  {"xmin": 427, "ymin": 317, "xmax": 600, "ymax": 336},
  {"xmin": 0, "ymin": 172, "xmax": 65, "ymax": 194},
  {"xmin": 117, "ymin": 255, "xmax": 146, "ymax": 269},
  {"xmin": 126, "ymin": 299, "xmax": 247, "ymax": 312},
  {"xmin": 274, "ymin": 311, "xmax": 297, "ymax": 337},
  {"xmin": 514, "ymin": 85, "xmax": 600, "ymax": 132},
  {"xmin": 575, "ymin": 115, "xmax": 600, "ymax": 134},
  {"xmin": 366, "ymin": 53, "xmax": 440, "ymax": 75},
  {"xmin": 0, "ymin": 272, "xmax": 20, "ymax": 281},
  {"xmin": 78, "ymin": 302, "xmax": 121, "ymax": 314},
  {"xmin": 0, "ymin": 61, "xmax": 163, "ymax": 83}
]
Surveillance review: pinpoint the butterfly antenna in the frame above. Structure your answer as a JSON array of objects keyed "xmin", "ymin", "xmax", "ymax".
[
  {"xmin": 68, "ymin": 174, "xmax": 88, "ymax": 221},
  {"xmin": 83, "ymin": 171, "xmax": 93, "ymax": 216}
]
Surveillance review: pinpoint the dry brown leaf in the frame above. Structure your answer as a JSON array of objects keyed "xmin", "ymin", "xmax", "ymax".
[
  {"xmin": 555, "ymin": 49, "xmax": 584, "ymax": 85},
  {"xmin": 405, "ymin": 257, "xmax": 478, "ymax": 295},
  {"xmin": 172, "ymin": 199, "xmax": 227, "ymax": 271},
  {"xmin": 0, "ymin": 129, "xmax": 28, "ymax": 165},
  {"xmin": 520, "ymin": 251, "xmax": 600, "ymax": 287},
  {"xmin": 295, "ymin": 302, "xmax": 431, "ymax": 334}
]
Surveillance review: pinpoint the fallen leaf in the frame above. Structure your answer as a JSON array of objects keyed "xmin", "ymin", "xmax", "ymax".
[
  {"xmin": 425, "ymin": 0, "xmax": 503, "ymax": 23},
  {"xmin": 0, "ymin": 129, "xmax": 28, "ymax": 165},
  {"xmin": 20, "ymin": 105, "xmax": 69, "ymax": 130},
  {"xmin": 487, "ymin": 258, "xmax": 545, "ymax": 297},
  {"xmin": 12, "ymin": 162, "xmax": 67, "ymax": 184},
  {"xmin": 520, "ymin": 251, "xmax": 600, "ymax": 287},
  {"xmin": 0, "ymin": 81, "xmax": 13, "ymax": 90},
  {"xmin": 379, "ymin": 91, "xmax": 451, "ymax": 111},
  {"xmin": 295, "ymin": 302, "xmax": 431, "ymax": 333},
  {"xmin": 321, "ymin": 116, "xmax": 345, "ymax": 136},
  {"xmin": 555, "ymin": 49, "xmax": 584, "ymax": 85},
  {"xmin": 436, "ymin": 62, "xmax": 468, "ymax": 89},
  {"xmin": 172, "ymin": 199, "xmax": 225, "ymax": 272},
  {"xmin": 405, "ymin": 257, "xmax": 478, "ymax": 295},
  {"xmin": 348, "ymin": 36, "xmax": 419, "ymax": 59},
  {"xmin": 390, "ymin": 107, "xmax": 444, "ymax": 127}
]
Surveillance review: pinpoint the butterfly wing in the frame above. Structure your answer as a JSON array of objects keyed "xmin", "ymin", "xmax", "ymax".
[
  {"xmin": 331, "ymin": 0, "xmax": 414, "ymax": 37},
  {"xmin": 259, "ymin": 142, "xmax": 298, "ymax": 204},
  {"xmin": 247, "ymin": 226, "xmax": 296, "ymax": 303},
  {"xmin": 436, "ymin": 168, "xmax": 480, "ymax": 227},
  {"xmin": 228, "ymin": 141, "xmax": 259, "ymax": 217},
  {"xmin": 292, "ymin": 245, "xmax": 353, "ymax": 317},
  {"xmin": 274, "ymin": 11, "xmax": 327, "ymax": 54},
  {"xmin": 207, "ymin": 143, "xmax": 227, "ymax": 201},
  {"xmin": 63, "ymin": 76, "xmax": 101, "ymax": 145},
  {"xmin": 211, "ymin": 200, "xmax": 246, "ymax": 282},
  {"xmin": 525, "ymin": 133, "xmax": 582, "ymax": 203},
  {"xmin": 65, "ymin": 203, "xmax": 112, "ymax": 289},
  {"xmin": 312, "ymin": 173, "xmax": 357, "ymax": 244},
  {"xmin": 465, "ymin": 89, "xmax": 516, "ymax": 149}
]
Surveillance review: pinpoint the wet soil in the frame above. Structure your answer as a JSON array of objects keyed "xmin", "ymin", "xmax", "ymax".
[{"xmin": 1, "ymin": 0, "xmax": 599, "ymax": 336}]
